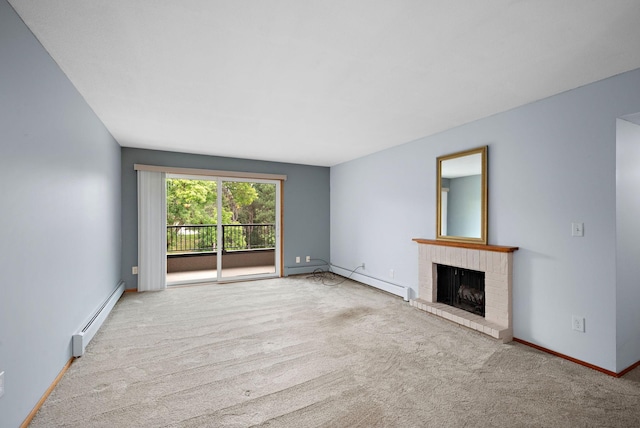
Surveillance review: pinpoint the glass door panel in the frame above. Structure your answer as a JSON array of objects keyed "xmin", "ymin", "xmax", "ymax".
[
  {"xmin": 166, "ymin": 176, "xmax": 218, "ymax": 285},
  {"xmin": 219, "ymin": 179, "xmax": 278, "ymax": 279}
]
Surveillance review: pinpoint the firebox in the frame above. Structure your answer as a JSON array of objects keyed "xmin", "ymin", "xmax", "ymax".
[{"xmin": 436, "ymin": 264, "xmax": 485, "ymax": 317}]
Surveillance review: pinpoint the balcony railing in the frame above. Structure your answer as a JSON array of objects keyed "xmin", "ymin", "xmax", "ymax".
[{"xmin": 167, "ymin": 224, "xmax": 275, "ymax": 254}]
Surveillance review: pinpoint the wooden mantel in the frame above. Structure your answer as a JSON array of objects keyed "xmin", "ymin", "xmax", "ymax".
[{"xmin": 413, "ymin": 239, "xmax": 518, "ymax": 253}]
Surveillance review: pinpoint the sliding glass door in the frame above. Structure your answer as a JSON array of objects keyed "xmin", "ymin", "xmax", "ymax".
[{"xmin": 166, "ymin": 175, "xmax": 280, "ymax": 285}]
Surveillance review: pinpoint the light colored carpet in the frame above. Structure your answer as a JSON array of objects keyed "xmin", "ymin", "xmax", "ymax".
[{"xmin": 32, "ymin": 276, "xmax": 640, "ymax": 427}]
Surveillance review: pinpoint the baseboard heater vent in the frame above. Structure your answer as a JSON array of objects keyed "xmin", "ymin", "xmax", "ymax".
[
  {"xmin": 72, "ymin": 281, "xmax": 125, "ymax": 357},
  {"xmin": 330, "ymin": 265, "xmax": 410, "ymax": 301}
]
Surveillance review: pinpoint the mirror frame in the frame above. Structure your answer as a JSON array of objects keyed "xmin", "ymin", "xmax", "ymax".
[{"xmin": 436, "ymin": 145, "xmax": 488, "ymax": 245}]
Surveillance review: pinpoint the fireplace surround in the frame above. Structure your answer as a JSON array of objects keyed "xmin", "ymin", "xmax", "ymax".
[{"xmin": 411, "ymin": 239, "xmax": 518, "ymax": 342}]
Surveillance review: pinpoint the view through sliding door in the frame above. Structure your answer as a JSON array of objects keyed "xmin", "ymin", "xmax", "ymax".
[
  {"xmin": 166, "ymin": 174, "xmax": 280, "ymax": 285},
  {"xmin": 219, "ymin": 179, "xmax": 278, "ymax": 279}
]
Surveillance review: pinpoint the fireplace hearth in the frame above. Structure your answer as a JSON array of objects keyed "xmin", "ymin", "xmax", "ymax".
[{"xmin": 437, "ymin": 265, "xmax": 485, "ymax": 316}]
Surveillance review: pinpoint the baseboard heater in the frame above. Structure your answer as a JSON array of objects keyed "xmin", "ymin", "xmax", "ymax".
[
  {"xmin": 72, "ymin": 281, "xmax": 125, "ymax": 357},
  {"xmin": 331, "ymin": 265, "xmax": 410, "ymax": 301}
]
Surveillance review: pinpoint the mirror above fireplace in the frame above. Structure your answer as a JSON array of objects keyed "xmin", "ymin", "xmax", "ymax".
[{"xmin": 436, "ymin": 146, "xmax": 487, "ymax": 244}]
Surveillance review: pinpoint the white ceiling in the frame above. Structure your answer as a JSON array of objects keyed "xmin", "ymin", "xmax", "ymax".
[{"xmin": 9, "ymin": 1, "xmax": 640, "ymax": 167}]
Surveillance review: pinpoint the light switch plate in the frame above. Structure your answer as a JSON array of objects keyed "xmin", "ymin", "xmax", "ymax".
[{"xmin": 572, "ymin": 222, "xmax": 584, "ymax": 237}]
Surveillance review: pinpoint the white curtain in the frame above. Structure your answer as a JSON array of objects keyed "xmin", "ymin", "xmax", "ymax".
[{"xmin": 137, "ymin": 170, "xmax": 167, "ymax": 291}]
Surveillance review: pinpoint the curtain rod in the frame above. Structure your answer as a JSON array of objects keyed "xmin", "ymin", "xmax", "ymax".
[{"xmin": 134, "ymin": 164, "xmax": 287, "ymax": 181}]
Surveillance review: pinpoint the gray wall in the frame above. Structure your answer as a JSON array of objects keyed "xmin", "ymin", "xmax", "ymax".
[
  {"xmin": 331, "ymin": 68, "xmax": 640, "ymax": 373},
  {"xmin": 615, "ymin": 118, "xmax": 640, "ymax": 371},
  {"xmin": 121, "ymin": 148, "xmax": 330, "ymax": 288},
  {"xmin": 0, "ymin": 2, "xmax": 122, "ymax": 426}
]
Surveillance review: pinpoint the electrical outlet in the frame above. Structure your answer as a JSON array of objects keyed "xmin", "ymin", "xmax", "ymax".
[
  {"xmin": 132, "ymin": 266, "xmax": 138, "ymax": 275},
  {"xmin": 306, "ymin": 256, "xmax": 310, "ymax": 263},
  {"xmin": 572, "ymin": 315, "xmax": 585, "ymax": 332},
  {"xmin": 0, "ymin": 371, "xmax": 5, "ymax": 398},
  {"xmin": 295, "ymin": 256, "xmax": 300, "ymax": 264},
  {"xmin": 389, "ymin": 269, "xmax": 394, "ymax": 279},
  {"xmin": 361, "ymin": 262, "xmax": 365, "ymax": 270}
]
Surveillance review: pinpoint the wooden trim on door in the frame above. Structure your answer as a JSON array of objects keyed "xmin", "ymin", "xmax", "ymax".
[{"xmin": 279, "ymin": 179, "xmax": 284, "ymax": 277}]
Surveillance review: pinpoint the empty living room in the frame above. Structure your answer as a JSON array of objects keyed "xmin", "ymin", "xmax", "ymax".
[{"xmin": 2, "ymin": 1, "xmax": 640, "ymax": 427}]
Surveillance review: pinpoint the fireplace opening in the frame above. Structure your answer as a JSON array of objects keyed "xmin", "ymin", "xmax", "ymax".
[{"xmin": 437, "ymin": 264, "xmax": 485, "ymax": 316}]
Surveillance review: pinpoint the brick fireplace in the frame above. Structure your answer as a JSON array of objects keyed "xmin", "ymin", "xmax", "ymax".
[{"xmin": 411, "ymin": 239, "xmax": 518, "ymax": 342}]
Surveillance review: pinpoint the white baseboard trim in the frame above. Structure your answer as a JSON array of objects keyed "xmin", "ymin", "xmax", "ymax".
[
  {"xmin": 330, "ymin": 265, "xmax": 411, "ymax": 301},
  {"xmin": 72, "ymin": 280, "xmax": 125, "ymax": 357}
]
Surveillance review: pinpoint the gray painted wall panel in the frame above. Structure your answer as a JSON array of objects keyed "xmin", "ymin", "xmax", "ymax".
[
  {"xmin": 0, "ymin": 1, "xmax": 122, "ymax": 426},
  {"xmin": 615, "ymin": 119, "xmax": 640, "ymax": 371},
  {"xmin": 331, "ymin": 68, "xmax": 640, "ymax": 372},
  {"xmin": 120, "ymin": 148, "xmax": 330, "ymax": 288}
]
